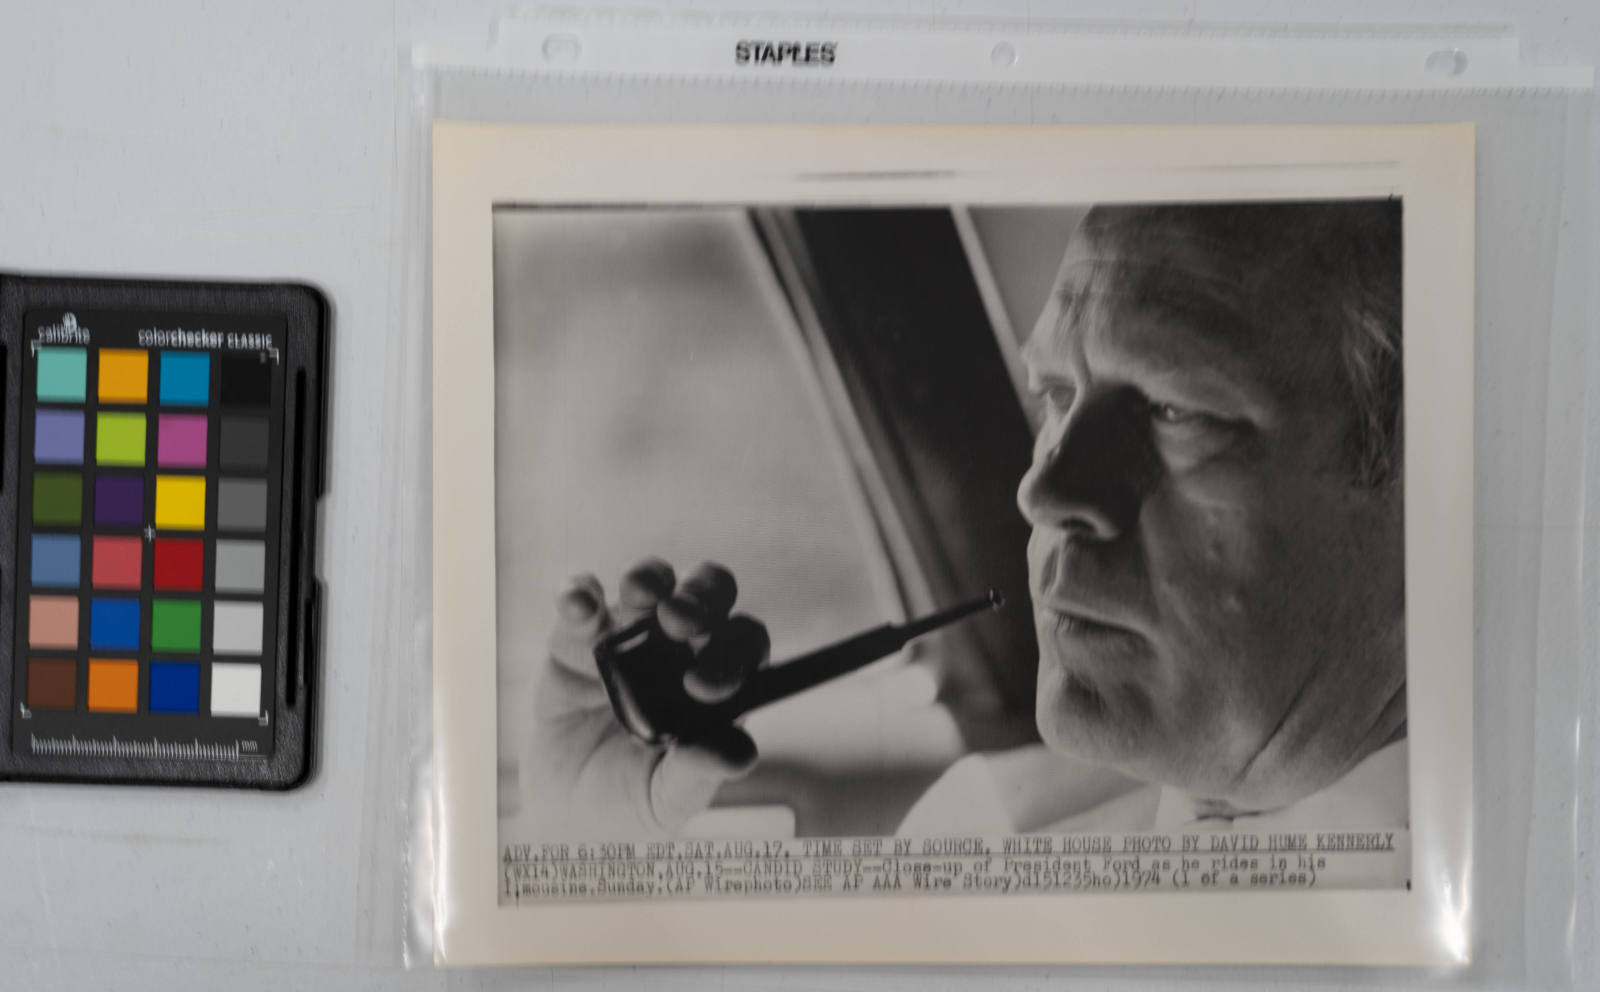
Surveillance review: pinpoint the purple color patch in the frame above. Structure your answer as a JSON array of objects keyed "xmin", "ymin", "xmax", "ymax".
[
  {"xmin": 157, "ymin": 414, "xmax": 208, "ymax": 468},
  {"xmin": 34, "ymin": 410, "xmax": 85, "ymax": 465},
  {"xmin": 94, "ymin": 474, "xmax": 145, "ymax": 527}
]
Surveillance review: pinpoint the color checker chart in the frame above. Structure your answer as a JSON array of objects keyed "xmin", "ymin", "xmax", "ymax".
[{"xmin": 1, "ymin": 277, "xmax": 325, "ymax": 788}]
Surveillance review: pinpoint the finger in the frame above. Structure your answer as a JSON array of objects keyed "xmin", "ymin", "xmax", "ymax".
[
  {"xmin": 657, "ymin": 562, "xmax": 738, "ymax": 643},
  {"xmin": 684, "ymin": 614, "xmax": 769, "ymax": 703},
  {"xmin": 531, "ymin": 649, "xmax": 612, "ymax": 716},
  {"xmin": 615, "ymin": 558, "xmax": 677, "ymax": 628},
  {"xmin": 649, "ymin": 727, "xmax": 758, "ymax": 831},
  {"xmin": 550, "ymin": 574, "xmax": 612, "ymax": 678},
  {"xmin": 555, "ymin": 573, "xmax": 609, "ymax": 634}
]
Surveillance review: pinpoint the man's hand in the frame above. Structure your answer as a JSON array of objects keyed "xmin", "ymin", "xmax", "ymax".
[{"xmin": 523, "ymin": 559, "xmax": 769, "ymax": 838}]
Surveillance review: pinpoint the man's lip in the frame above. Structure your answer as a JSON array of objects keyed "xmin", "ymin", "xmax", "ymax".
[{"xmin": 1034, "ymin": 602, "xmax": 1142, "ymax": 639}]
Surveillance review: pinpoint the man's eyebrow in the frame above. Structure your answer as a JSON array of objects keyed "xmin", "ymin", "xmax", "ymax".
[{"xmin": 1118, "ymin": 348, "xmax": 1275, "ymax": 413}]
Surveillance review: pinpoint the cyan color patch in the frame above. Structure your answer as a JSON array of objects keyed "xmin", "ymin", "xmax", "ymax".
[
  {"xmin": 148, "ymin": 662, "xmax": 201, "ymax": 713},
  {"xmin": 30, "ymin": 534, "xmax": 81, "ymax": 587},
  {"xmin": 159, "ymin": 351, "xmax": 211, "ymax": 406},
  {"xmin": 36, "ymin": 347, "xmax": 87, "ymax": 402}
]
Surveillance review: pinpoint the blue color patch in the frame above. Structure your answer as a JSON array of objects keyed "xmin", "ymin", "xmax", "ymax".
[
  {"xmin": 159, "ymin": 352, "xmax": 211, "ymax": 406},
  {"xmin": 148, "ymin": 661, "xmax": 201, "ymax": 713},
  {"xmin": 30, "ymin": 534, "xmax": 81, "ymax": 587},
  {"xmin": 34, "ymin": 409, "xmax": 85, "ymax": 465},
  {"xmin": 89, "ymin": 598, "xmax": 141, "ymax": 650}
]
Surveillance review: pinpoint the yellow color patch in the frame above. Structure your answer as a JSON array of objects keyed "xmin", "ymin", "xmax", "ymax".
[
  {"xmin": 98, "ymin": 349, "xmax": 150, "ymax": 404},
  {"xmin": 155, "ymin": 475, "xmax": 207, "ymax": 530},
  {"xmin": 87, "ymin": 659, "xmax": 139, "ymax": 712}
]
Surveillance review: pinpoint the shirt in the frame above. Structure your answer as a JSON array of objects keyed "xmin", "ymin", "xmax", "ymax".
[{"xmin": 898, "ymin": 739, "xmax": 1409, "ymax": 835}]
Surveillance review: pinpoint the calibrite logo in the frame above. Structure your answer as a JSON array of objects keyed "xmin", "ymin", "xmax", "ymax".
[
  {"xmin": 734, "ymin": 40, "xmax": 837, "ymax": 67},
  {"xmin": 36, "ymin": 312, "xmax": 91, "ymax": 344}
]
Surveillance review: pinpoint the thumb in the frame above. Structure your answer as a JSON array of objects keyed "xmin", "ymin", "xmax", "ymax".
[{"xmin": 648, "ymin": 727, "xmax": 758, "ymax": 832}]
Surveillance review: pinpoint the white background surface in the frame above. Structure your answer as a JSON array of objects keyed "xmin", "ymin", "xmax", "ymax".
[{"xmin": 0, "ymin": 2, "xmax": 1593, "ymax": 990}]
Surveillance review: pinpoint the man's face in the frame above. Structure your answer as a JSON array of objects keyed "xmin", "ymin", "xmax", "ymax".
[{"xmin": 1016, "ymin": 214, "xmax": 1406, "ymax": 810}]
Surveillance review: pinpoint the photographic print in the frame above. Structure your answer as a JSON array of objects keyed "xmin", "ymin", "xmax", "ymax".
[
  {"xmin": 493, "ymin": 199, "xmax": 1410, "ymax": 875},
  {"xmin": 432, "ymin": 124, "xmax": 1471, "ymax": 965}
]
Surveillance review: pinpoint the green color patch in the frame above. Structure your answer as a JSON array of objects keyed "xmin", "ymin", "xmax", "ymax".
[
  {"xmin": 32, "ymin": 472, "xmax": 83, "ymax": 526},
  {"xmin": 151, "ymin": 599, "xmax": 202, "ymax": 653},
  {"xmin": 96, "ymin": 412, "xmax": 147, "ymax": 466}
]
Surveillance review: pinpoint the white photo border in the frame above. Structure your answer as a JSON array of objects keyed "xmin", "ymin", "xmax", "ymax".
[{"xmin": 432, "ymin": 123, "xmax": 1474, "ymax": 967}]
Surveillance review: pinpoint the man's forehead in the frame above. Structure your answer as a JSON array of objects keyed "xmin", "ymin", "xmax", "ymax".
[
  {"xmin": 1021, "ymin": 204, "xmax": 1357, "ymax": 404},
  {"xmin": 1067, "ymin": 206, "xmax": 1259, "ymax": 290},
  {"xmin": 1025, "ymin": 220, "xmax": 1262, "ymax": 370},
  {"xmin": 1022, "ymin": 264, "xmax": 1287, "ymax": 412},
  {"xmin": 1055, "ymin": 206, "xmax": 1273, "ymax": 329}
]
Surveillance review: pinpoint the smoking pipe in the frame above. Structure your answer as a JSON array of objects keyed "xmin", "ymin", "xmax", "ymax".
[{"xmin": 595, "ymin": 590, "xmax": 1004, "ymax": 746}]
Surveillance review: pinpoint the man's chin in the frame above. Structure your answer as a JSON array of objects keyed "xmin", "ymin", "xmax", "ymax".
[
  {"xmin": 1035, "ymin": 664, "xmax": 1291, "ymax": 806},
  {"xmin": 1034, "ymin": 661, "xmax": 1149, "ymax": 765}
]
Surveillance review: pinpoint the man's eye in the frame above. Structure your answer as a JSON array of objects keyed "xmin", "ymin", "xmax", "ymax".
[
  {"xmin": 1146, "ymin": 401, "xmax": 1245, "ymax": 462},
  {"xmin": 1149, "ymin": 401, "xmax": 1207, "ymax": 425}
]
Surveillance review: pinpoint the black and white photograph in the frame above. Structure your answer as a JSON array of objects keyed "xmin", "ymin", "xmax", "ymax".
[
  {"xmin": 431, "ymin": 123, "xmax": 1472, "ymax": 964},
  {"xmin": 491, "ymin": 198, "xmax": 1410, "ymax": 878}
]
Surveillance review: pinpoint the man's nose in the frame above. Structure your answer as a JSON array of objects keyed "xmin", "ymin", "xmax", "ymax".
[{"xmin": 1016, "ymin": 393, "xmax": 1146, "ymax": 539}]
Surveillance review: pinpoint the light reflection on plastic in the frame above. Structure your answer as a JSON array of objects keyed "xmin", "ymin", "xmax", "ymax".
[{"xmin": 1436, "ymin": 866, "xmax": 1471, "ymax": 963}]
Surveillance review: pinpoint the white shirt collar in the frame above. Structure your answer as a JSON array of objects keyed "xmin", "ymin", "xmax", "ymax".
[{"xmin": 1153, "ymin": 738, "xmax": 1409, "ymax": 832}]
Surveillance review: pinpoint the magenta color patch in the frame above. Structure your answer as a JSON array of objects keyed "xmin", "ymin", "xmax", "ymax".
[{"xmin": 157, "ymin": 414, "xmax": 209, "ymax": 468}]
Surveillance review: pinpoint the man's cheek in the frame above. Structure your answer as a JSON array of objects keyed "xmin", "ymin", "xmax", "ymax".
[
  {"xmin": 1140, "ymin": 490, "xmax": 1295, "ymax": 730},
  {"xmin": 1142, "ymin": 489, "xmax": 1264, "ymax": 626}
]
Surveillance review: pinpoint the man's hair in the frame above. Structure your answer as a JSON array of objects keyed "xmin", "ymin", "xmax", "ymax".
[{"xmin": 1075, "ymin": 200, "xmax": 1403, "ymax": 488}]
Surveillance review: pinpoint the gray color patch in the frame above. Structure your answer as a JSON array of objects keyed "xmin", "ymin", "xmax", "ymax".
[
  {"xmin": 217, "ymin": 478, "xmax": 269, "ymax": 531},
  {"xmin": 219, "ymin": 416, "xmax": 270, "ymax": 471},
  {"xmin": 213, "ymin": 601, "xmax": 264, "ymax": 656},
  {"xmin": 215, "ymin": 539, "xmax": 266, "ymax": 593}
]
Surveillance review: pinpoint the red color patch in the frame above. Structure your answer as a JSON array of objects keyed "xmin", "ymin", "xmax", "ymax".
[
  {"xmin": 92, "ymin": 536, "xmax": 143, "ymax": 589},
  {"xmin": 152, "ymin": 538, "xmax": 204, "ymax": 591}
]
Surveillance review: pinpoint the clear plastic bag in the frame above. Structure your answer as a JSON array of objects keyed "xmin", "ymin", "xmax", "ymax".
[{"xmin": 397, "ymin": 11, "xmax": 1595, "ymax": 984}]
